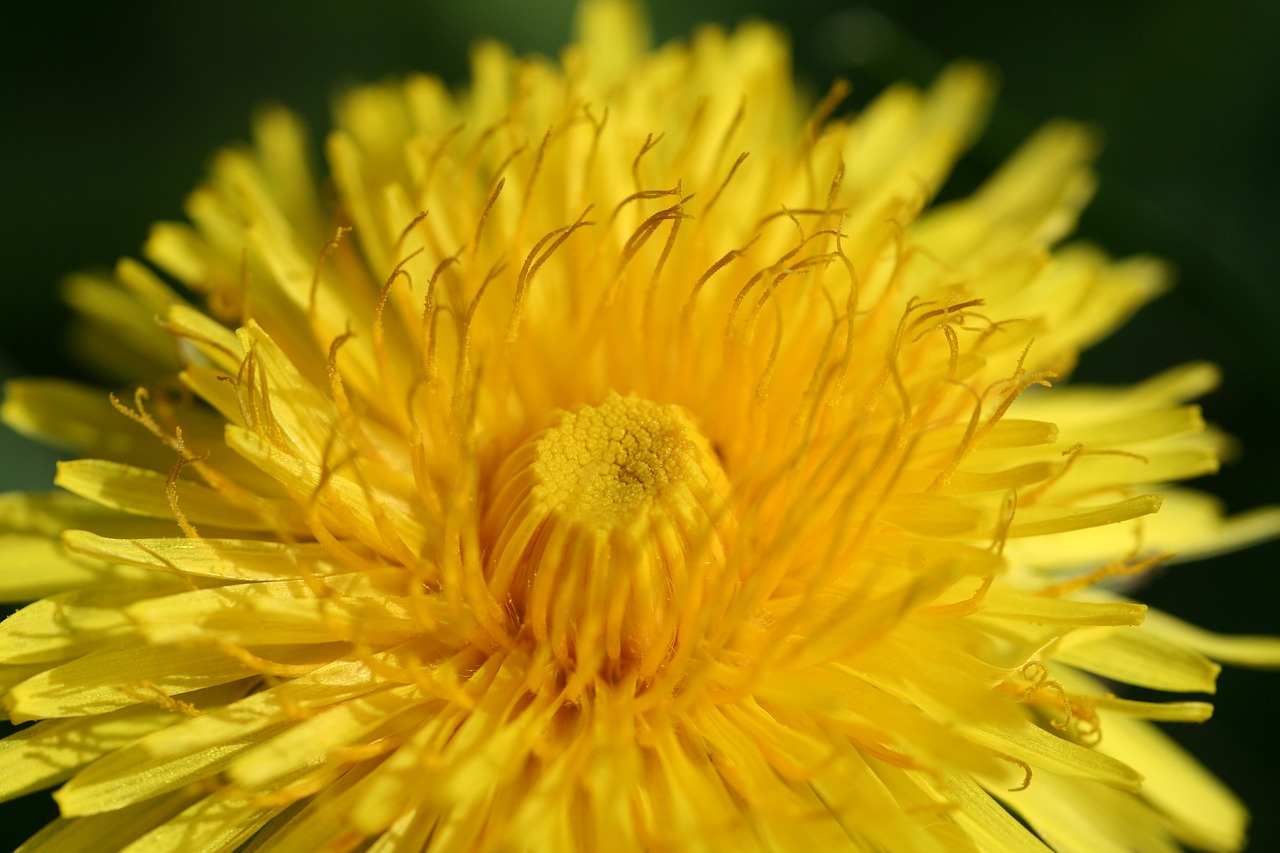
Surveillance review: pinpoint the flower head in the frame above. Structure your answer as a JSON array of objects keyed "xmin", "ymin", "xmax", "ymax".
[{"xmin": 2, "ymin": 2, "xmax": 1278, "ymax": 850}]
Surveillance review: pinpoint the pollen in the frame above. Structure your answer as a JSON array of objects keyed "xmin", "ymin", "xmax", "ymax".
[{"xmin": 485, "ymin": 393, "xmax": 732, "ymax": 681}]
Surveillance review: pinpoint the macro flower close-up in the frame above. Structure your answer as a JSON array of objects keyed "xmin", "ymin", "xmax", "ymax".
[{"xmin": 2, "ymin": 1, "xmax": 1279, "ymax": 850}]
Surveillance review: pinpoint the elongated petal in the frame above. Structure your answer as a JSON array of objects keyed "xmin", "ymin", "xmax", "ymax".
[
  {"xmin": 0, "ymin": 704, "xmax": 181, "ymax": 802},
  {"xmin": 63, "ymin": 531, "xmax": 351, "ymax": 582},
  {"xmin": 5, "ymin": 644, "xmax": 256, "ymax": 722}
]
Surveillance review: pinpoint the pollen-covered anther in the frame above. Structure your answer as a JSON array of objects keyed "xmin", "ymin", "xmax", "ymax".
[{"xmin": 484, "ymin": 392, "xmax": 733, "ymax": 685}]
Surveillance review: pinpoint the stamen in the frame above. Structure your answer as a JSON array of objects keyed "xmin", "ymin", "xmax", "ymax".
[
  {"xmin": 520, "ymin": 129, "xmax": 552, "ymax": 220},
  {"xmin": 309, "ymin": 225, "xmax": 353, "ymax": 315},
  {"xmin": 999, "ymin": 755, "xmax": 1034, "ymax": 792},
  {"xmin": 470, "ymin": 177, "xmax": 507, "ymax": 261},
  {"xmin": 1016, "ymin": 661, "xmax": 1073, "ymax": 731},
  {"xmin": 703, "ymin": 151, "xmax": 749, "ymax": 215},
  {"xmin": 1039, "ymin": 550, "xmax": 1172, "ymax": 598},
  {"xmin": 506, "ymin": 206, "xmax": 596, "ymax": 341},
  {"xmin": 421, "ymin": 254, "xmax": 460, "ymax": 381},
  {"xmin": 118, "ymin": 681, "xmax": 202, "ymax": 718},
  {"xmin": 828, "ymin": 226, "xmax": 860, "ymax": 404},
  {"xmin": 608, "ymin": 186, "xmax": 682, "ymax": 225},
  {"xmin": 680, "ymin": 237, "xmax": 757, "ymax": 322},
  {"xmin": 930, "ymin": 349, "xmax": 1057, "ymax": 490},
  {"xmin": 393, "ymin": 210, "xmax": 430, "ymax": 256},
  {"xmin": 642, "ymin": 188, "xmax": 689, "ymax": 323},
  {"xmin": 631, "ymin": 131, "xmax": 665, "ymax": 190},
  {"xmin": 165, "ymin": 430, "xmax": 206, "ymax": 540},
  {"xmin": 802, "ymin": 79, "xmax": 852, "ymax": 152}
]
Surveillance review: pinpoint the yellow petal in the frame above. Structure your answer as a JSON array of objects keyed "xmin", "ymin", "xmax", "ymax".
[
  {"xmin": 0, "ymin": 584, "xmax": 155, "ymax": 664},
  {"xmin": 910, "ymin": 771, "xmax": 1052, "ymax": 853},
  {"xmin": 978, "ymin": 586, "xmax": 1146, "ymax": 627},
  {"xmin": 937, "ymin": 461, "xmax": 1056, "ymax": 496},
  {"xmin": 226, "ymin": 426, "xmax": 427, "ymax": 556},
  {"xmin": 1014, "ymin": 362, "xmax": 1221, "ymax": 423},
  {"xmin": 227, "ymin": 685, "xmax": 425, "ymax": 788},
  {"xmin": 914, "ymin": 122, "xmax": 1097, "ymax": 268},
  {"xmin": 1035, "ymin": 250, "xmax": 1169, "ymax": 357},
  {"xmin": 0, "ymin": 703, "xmax": 180, "ymax": 803},
  {"xmin": 882, "ymin": 494, "xmax": 983, "ymax": 536},
  {"xmin": 231, "ymin": 759, "xmax": 381, "ymax": 853},
  {"xmin": 845, "ymin": 63, "xmax": 993, "ymax": 232},
  {"xmin": 576, "ymin": 0, "xmax": 651, "ymax": 93},
  {"xmin": 995, "ymin": 769, "xmax": 1179, "ymax": 853},
  {"xmin": 1053, "ymin": 625, "xmax": 1220, "ymax": 693},
  {"xmin": 1005, "ymin": 494, "xmax": 1163, "ymax": 538},
  {"xmin": 52, "ymin": 652, "xmax": 397, "ymax": 815},
  {"xmin": 1063, "ymin": 404, "xmax": 1205, "ymax": 447},
  {"xmin": 55, "ymin": 459, "xmax": 303, "ymax": 533},
  {"xmin": 125, "ymin": 573, "xmax": 432, "ymax": 646},
  {"xmin": 755, "ymin": 665, "xmax": 999, "ymax": 776},
  {"xmin": 180, "ymin": 365, "xmax": 245, "ymax": 426},
  {"xmin": 144, "ymin": 222, "xmax": 239, "ymax": 315},
  {"xmin": 1051, "ymin": 450, "xmax": 1218, "ymax": 498},
  {"xmin": 113, "ymin": 257, "xmax": 187, "ymax": 318},
  {"xmin": 4, "ymin": 644, "xmax": 258, "ymax": 721},
  {"xmin": 1139, "ymin": 606, "xmax": 1280, "ymax": 668},
  {"xmin": 0, "ymin": 662, "xmax": 49, "ymax": 695},
  {"xmin": 1004, "ymin": 488, "xmax": 1280, "ymax": 570},
  {"xmin": 63, "ymin": 531, "xmax": 349, "ymax": 582},
  {"xmin": 16, "ymin": 790, "xmax": 200, "ymax": 853},
  {"xmin": 960, "ymin": 717, "xmax": 1142, "ymax": 791},
  {"xmin": 807, "ymin": 743, "xmax": 948, "ymax": 852},
  {"xmin": 362, "ymin": 805, "xmax": 438, "ymax": 853},
  {"xmin": 0, "ymin": 491, "xmax": 183, "ymax": 539},
  {"xmin": 3, "ymin": 379, "xmax": 144, "ymax": 458},
  {"xmin": 163, "ymin": 304, "xmax": 245, "ymax": 374},
  {"xmin": 233, "ymin": 323, "xmax": 335, "ymax": 458},
  {"xmin": 251, "ymin": 107, "xmax": 325, "ymax": 245},
  {"xmin": 55, "ymin": 720, "xmax": 283, "ymax": 817},
  {"xmin": 0, "ymin": 534, "xmax": 153, "ymax": 603},
  {"xmin": 1092, "ymin": 695, "xmax": 1213, "ymax": 723},
  {"xmin": 1099, "ymin": 713, "xmax": 1248, "ymax": 852},
  {"xmin": 1051, "ymin": 661, "xmax": 1216, "ymax": 722},
  {"xmin": 61, "ymin": 273, "xmax": 182, "ymax": 378},
  {"xmin": 119, "ymin": 788, "xmax": 282, "ymax": 853},
  {"xmin": 1162, "ymin": 500, "xmax": 1280, "ymax": 566}
]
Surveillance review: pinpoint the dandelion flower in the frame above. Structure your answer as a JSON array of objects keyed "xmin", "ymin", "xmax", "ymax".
[{"xmin": 2, "ymin": 2, "xmax": 1278, "ymax": 850}]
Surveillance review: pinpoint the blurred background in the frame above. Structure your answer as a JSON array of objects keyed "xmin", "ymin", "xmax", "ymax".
[{"xmin": 1, "ymin": 0, "xmax": 1276, "ymax": 848}]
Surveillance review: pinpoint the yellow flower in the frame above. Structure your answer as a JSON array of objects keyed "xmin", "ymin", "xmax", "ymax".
[{"xmin": 1, "ymin": 1, "xmax": 1277, "ymax": 850}]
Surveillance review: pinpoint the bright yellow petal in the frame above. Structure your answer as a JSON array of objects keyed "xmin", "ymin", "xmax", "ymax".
[
  {"xmin": 4, "ymin": 641, "xmax": 255, "ymax": 721},
  {"xmin": 62, "ymin": 531, "xmax": 350, "ymax": 583},
  {"xmin": 0, "ymin": 703, "xmax": 180, "ymax": 802},
  {"xmin": 960, "ymin": 717, "xmax": 1142, "ymax": 791},
  {"xmin": 0, "ymin": 534, "xmax": 153, "ymax": 603},
  {"xmin": 995, "ymin": 769, "xmax": 1179, "ymax": 853},
  {"xmin": 55, "ymin": 459, "xmax": 303, "ymax": 533},
  {"xmin": 16, "ymin": 790, "xmax": 200, "ymax": 853},
  {"xmin": 1053, "ymin": 624, "xmax": 1221, "ymax": 693},
  {"xmin": 119, "ymin": 789, "xmax": 283, "ymax": 853},
  {"xmin": 1100, "ymin": 713, "xmax": 1249, "ymax": 853},
  {"xmin": 1140, "ymin": 605, "xmax": 1280, "ymax": 668}
]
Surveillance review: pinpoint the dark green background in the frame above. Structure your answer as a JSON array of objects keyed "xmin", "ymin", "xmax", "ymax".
[{"xmin": 1, "ymin": 1, "xmax": 1276, "ymax": 849}]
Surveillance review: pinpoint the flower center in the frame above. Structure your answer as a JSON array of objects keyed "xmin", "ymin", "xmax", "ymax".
[{"xmin": 484, "ymin": 392, "xmax": 733, "ymax": 686}]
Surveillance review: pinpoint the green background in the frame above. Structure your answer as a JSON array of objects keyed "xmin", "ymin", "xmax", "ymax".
[{"xmin": 1, "ymin": 1, "xmax": 1277, "ymax": 849}]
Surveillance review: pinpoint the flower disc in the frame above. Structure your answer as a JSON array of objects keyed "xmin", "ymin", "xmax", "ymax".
[{"xmin": 485, "ymin": 392, "xmax": 732, "ymax": 682}]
